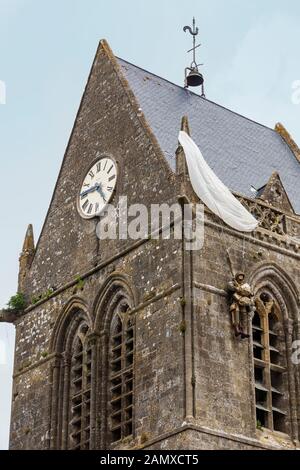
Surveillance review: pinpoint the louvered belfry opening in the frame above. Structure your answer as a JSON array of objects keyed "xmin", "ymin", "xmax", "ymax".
[
  {"xmin": 109, "ymin": 301, "xmax": 134, "ymax": 444},
  {"xmin": 69, "ymin": 322, "xmax": 91, "ymax": 450},
  {"xmin": 253, "ymin": 292, "xmax": 288, "ymax": 433}
]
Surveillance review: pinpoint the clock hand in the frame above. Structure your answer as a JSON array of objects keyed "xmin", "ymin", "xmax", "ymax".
[
  {"xmin": 80, "ymin": 184, "xmax": 99, "ymax": 198},
  {"xmin": 97, "ymin": 183, "xmax": 107, "ymax": 202}
]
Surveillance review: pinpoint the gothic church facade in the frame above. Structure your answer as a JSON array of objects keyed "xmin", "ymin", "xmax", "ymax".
[{"xmin": 3, "ymin": 40, "xmax": 300, "ymax": 450}]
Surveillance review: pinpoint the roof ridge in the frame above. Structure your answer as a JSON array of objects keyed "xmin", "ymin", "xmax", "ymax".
[{"xmin": 116, "ymin": 57, "xmax": 278, "ymax": 135}]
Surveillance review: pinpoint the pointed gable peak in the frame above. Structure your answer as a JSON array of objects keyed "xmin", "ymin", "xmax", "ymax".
[
  {"xmin": 95, "ymin": 39, "xmax": 128, "ymax": 85},
  {"xmin": 97, "ymin": 38, "xmax": 115, "ymax": 62},
  {"xmin": 257, "ymin": 172, "xmax": 294, "ymax": 214}
]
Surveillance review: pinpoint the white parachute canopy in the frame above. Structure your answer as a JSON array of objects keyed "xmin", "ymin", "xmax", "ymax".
[{"xmin": 178, "ymin": 131, "xmax": 258, "ymax": 233}]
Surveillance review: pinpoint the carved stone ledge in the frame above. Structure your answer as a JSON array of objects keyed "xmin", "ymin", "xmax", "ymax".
[
  {"xmin": 205, "ymin": 198, "xmax": 300, "ymax": 255},
  {"xmin": 255, "ymin": 227, "xmax": 299, "ymax": 253},
  {"xmin": 0, "ymin": 309, "xmax": 18, "ymax": 323},
  {"xmin": 239, "ymin": 196, "xmax": 287, "ymax": 235}
]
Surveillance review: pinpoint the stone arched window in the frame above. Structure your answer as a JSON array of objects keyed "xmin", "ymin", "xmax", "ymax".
[
  {"xmin": 108, "ymin": 299, "xmax": 134, "ymax": 444},
  {"xmin": 252, "ymin": 291, "xmax": 290, "ymax": 434},
  {"xmin": 94, "ymin": 277, "xmax": 136, "ymax": 449},
  {"xmin": 68, "ymin": 321, "xmax": 92, "ymax": 449},
  {"xmin": 50, "ymin": 304, "xmax": 93, "ymax": 450}
]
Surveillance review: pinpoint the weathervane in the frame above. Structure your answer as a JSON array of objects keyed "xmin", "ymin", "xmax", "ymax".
[{"xmin": 183, "ymin": 17, "xmax": 205, "ymax": 96}]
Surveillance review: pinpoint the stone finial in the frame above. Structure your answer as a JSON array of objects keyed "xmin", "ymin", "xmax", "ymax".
[
  {"xmin": 275, "ymin": 123, "xmax": 300, "ymax": 163},
  {"xmin": 18, "ymin": 224, "xmax": 35, "ymax": 292},
  {"xmin": 181, "ymin": 115, "xmax": 191, "ymax": 136},
  {"xmin": 176, "ymin": 116, "xmax": 191, "ymax": 176}
]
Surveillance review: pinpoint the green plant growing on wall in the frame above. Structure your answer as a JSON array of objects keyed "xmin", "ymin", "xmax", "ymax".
[
  {"xmin": 74, "ymin": 275, "xmax": 85, "ymax": 292},
  {"xmin": 31, "ymin": 295, "xmax": 40, "ymax": 305},
  {"xmin": 6, "ymin": 292, "xmax": 26, "ymax": 312},
  {"xmin": 31, "ymin": 287, "xmax": 55, "ymax": 305},
  {"xmin": 42, "ymin": 288, "xmax": 54, "ymax": 300}
]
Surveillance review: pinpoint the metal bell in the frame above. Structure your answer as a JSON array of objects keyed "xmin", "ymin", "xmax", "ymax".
[{"xmin": 186, "ymin": 68, "xmax": 204, "ymax": 87}]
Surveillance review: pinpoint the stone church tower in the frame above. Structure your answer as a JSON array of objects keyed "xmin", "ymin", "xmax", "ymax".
[{"xmin": 3, "ymin": 40, "xmax": 300, "ymax": 450}]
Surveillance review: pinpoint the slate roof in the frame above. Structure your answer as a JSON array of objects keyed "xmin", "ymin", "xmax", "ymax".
[{"xmin": 117, "ymin": 58, "xmax": 300, "ymax": 214}]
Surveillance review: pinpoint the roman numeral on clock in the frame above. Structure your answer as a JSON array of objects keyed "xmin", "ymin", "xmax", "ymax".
[
  {"xmin": 82, "ymin": 199, "xmax": 89, "ymax": 211},
  {"xmin": 89, "ymin": 170, "xmax": 94, "ymax": 178},
  {"xmin": 87, "ymin": 203, "xmax": 93, "ymax": 214},
  {"xmin": 108, "ymin": 174, "xmax": 116, "ymax": 182},
  {"xmin": 107, "ymin": 186, "xmax": 113, "ymax": 192},
  {"xmin": 96, "ymin": 162, "xmax": 101, "ymax": 173},
  {"xmin": 95, "ymin": 202, "xmax": 99, "ymax": 214},
  {"xmin": 107, "ymin": 164, "xmax": 114, "ymax": 174}
]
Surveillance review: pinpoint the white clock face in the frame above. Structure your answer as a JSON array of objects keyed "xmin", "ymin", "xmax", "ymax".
[{"xmin": 78, "ymin": 157, "xmax": 117, "ymax": 218}]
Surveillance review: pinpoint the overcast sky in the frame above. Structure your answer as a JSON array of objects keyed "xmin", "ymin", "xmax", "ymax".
[{"xmin": 1, "ymin": 0, "xmax": 300, "ymax": 450}]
